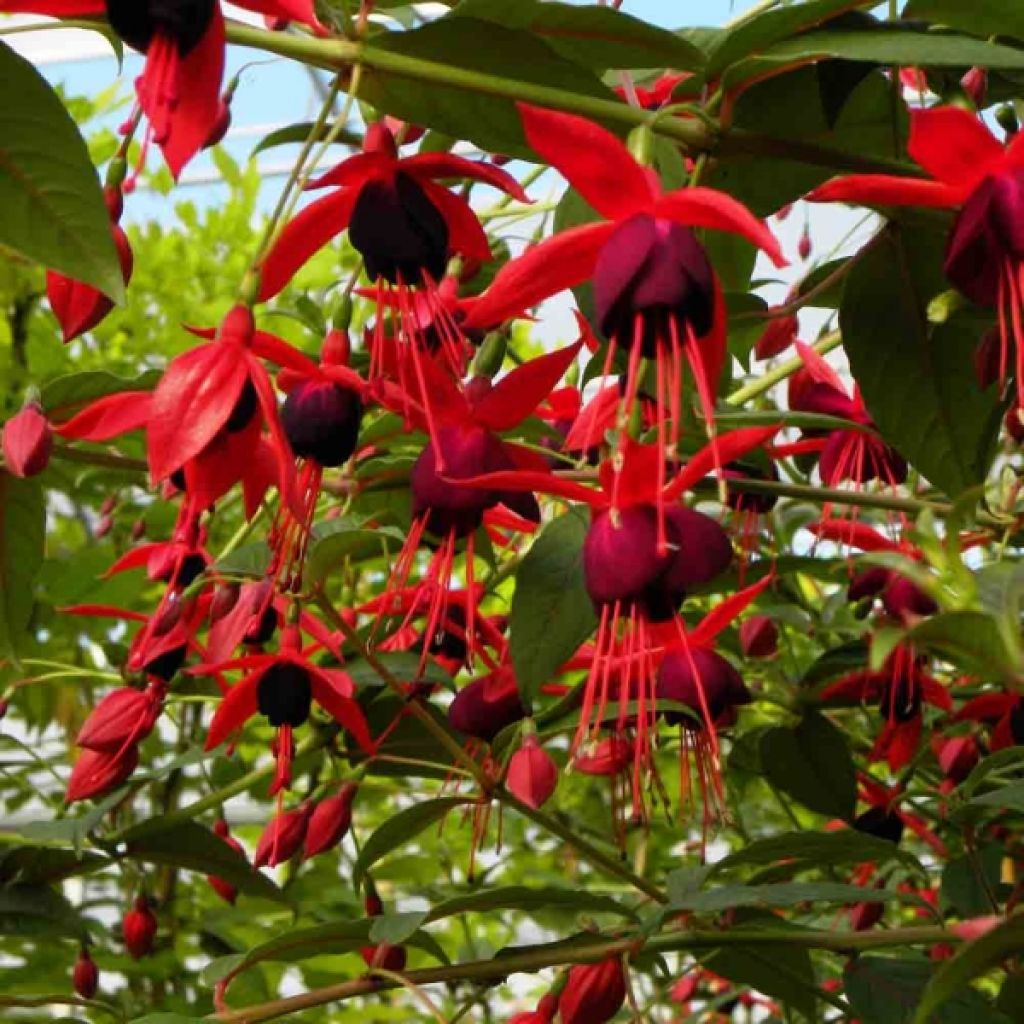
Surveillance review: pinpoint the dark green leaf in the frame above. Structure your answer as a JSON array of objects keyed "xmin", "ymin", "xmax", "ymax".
[
  {"xmin": 0, "ymin": 884, "xmax": 90, "ymax": 940},
  {"xmin": 760, "ymin": 712, "xmax": 857, "ymax": 820},
  {"xmin": 250, "ymin": 120, "xmax": 361, "ymax": 156},
  {"xmin": 903, "ymin": 0, "xmax": 1024, "ymax": 41},
  {"xmin": 119, "ymin": 820, "xmax": 287, "ymax": 904},
  {"xmin": 360, "ymin": 19, "xmax": 616, "ymax": 160},
  {"xmin": 306, "ymin": 519, "xmax": 406, "ymax": 584},
  {"xmin": 0, "ymin": 841, "xmax": 108, "ymax": 886},
  {"xmin": 0, "ymin": 41, "xmax": 124, "ymax": 300},
  {"xmin": 906, "ymin": 612, "xmax": 1016, "ymax": 681},
  {"xmin": 369, "ymin": 910, "xmax": 429, "ymax": 945},
  {"xmin": 941, "ymin": 847, "xmax": 1005, "ymax": 918},
  {"xmin": 510, "ymin": 507, "xmax": 597, "ymax": 708},
  {"xmin": 425, "ymin": 885, "xmax": 636, "ymax": 923},
  {"xmin": 452, "ymin": 0, "xmax": 705, "ymax": 70},
  {"xmin": 971, "ymin": 782, "xmax": 1024, "ymax": 813},
  {"xmin": 670, "ymin": 880, "xmax": 907, "ymax": 914},
  {"xmin": 0, "ymin": 473, "xmax": 45, "ymax": 663},
  {"xmin": 354, "ymin": 796, "xmax": 470, "ymax": 886},
  {"xmin": 841, "ymin": 226, "xmax": 1003, "ymax": 499},
  {"xmin": 40, "ymin": 369, "xmax": 160, "ymax": 417}
]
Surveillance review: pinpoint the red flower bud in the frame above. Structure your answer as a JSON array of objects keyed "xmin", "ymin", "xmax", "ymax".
[
  {"xmin": 2, "ymin": 402, "xmax": 53, "ymax": 478},
  {"xmin": 961, "ymin": 67, "xmax": 988, "ymax": 108},
  {"xmin": 77, "ymin": 685, "xmax": 162, "ymax": 752},
  {"xmin": 754, "ymin": 312, "xmax": 798, "ymax": 360},
  {"xmin": 205, "ymin": 99, "xmax": 232, "ymax": 149},
  {"xmin": 303, "ymin": 783, "xmax": 358, "ymax": 859},
  {"xmin": 574, "ymin": 736, "xmax": 632, "ymax": 776},
  {"xmin": 506, "ymin": 734, "xmax": 558, "ymax": 810},
  {"xmin": 775, "ymin": 202, "xmax": 794, "ymax": 221},
  {"xmin": 359, "ymin": 942, "xmax": 407, "ymax": 972},
  {"xmin": 849, "ymin": 899, "xmax": 884, "ymax": 931},
  {"xmin": 739, "ymin": 615, "xmax": 778, "ymax": 659},
  {"xmin": 47, "ymin": 224, "xmax": 133, "ymax": 342},
  {"xmin": 123, "ymin": 896, "xmax": 157, "ymax": 959},
  {"xmin": 207, "ymin": 819, "xmax": 245, "ymax": 905},
  {"xmin": 66, "ymin": 745, "xmax": 139, "ymax": 803},
  {"xmin": 798, "ymin": 227, "xmax": 812, "ymax": 261},
  {"xmin": 509, "ymin": 994, "xmax": 558, "ymax": 1023},
  {"xmin": 253, "ymin": 802, "xmax": 313, "ymax": 868},
  {"xmin": 936, "ymin": 735, "xmax": 980, "ymax": 785},
  {"xmin": 558, "ymin": 958, "xmax": 627, "ymax": 1024},
  {"xmin": 72, "ymin": 947, "xmax": 99, "ymax": 999}
]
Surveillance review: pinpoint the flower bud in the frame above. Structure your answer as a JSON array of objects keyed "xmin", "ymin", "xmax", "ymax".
[
  {"xmin": 937, "ymin": 735, "xmax": 980, "ymax": 785},
  {"xmin": 123, "ymin": 896, "xmax": 157, "ymax": 959},
  {"xmin": 72, "ymin": 947, "xmax": 99, "ymax": 999},
  {"xmin": 2, "ymin": 402, "xmax": 53, "ymax": 478},
  {"xmin": 754, "ymin": 312, "xmax": 798, "ymax": 360},
  {"xmin": 558, "ymin": 958, "xmax": 627, "ymax": 1024},
  {"xmin": 961, "ymin": 67, "xmax": 988, "ymax": 108},
  {"xmin": 798, "ymin": 227, "xmax": 812, "ymax": 261},
  {"xmin": 76, "ymin": 685, "xmax": 162, "ymax": 752},
  {"xmin": 739, "ymin": 615, "xmax": 778, "ymax": 659},
  {"xmin": 506, "ymin": 733, "xmax": 558, "ymax": 810},
  {"xmin": 66, "ymin": 745, "xmax": 139, "ymax": 804},
  {"xmin": 253, "ymin": 802, "xmax": 313, "ymax": 868},
  {"xmin": 360, "ymin": 888, "xmax": 407, "ymax": 972},
  {"xmin": 509, "ymin": 993, "xmax": 558, "ymax": 1023},
  {"xmin": 303, "ymin": 783, "xmax": 358, "ymax": 859}
]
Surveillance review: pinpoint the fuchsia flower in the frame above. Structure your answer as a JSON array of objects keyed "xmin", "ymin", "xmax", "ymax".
[
  {"xmin": 254, "ymin": 801, "xmax": 312, "ymax": 867},
  {"xmin": 122, "ymin": 896, "xmax": 157, "ymax": 959},
  {"xmin": 956, "ymin": 691, "xmax": 1024, "ymax": 750},
  {"xmin": 558, "ymin": 958, "xmax": 626, "ymax": 1024},
  {"xmin": 2, "ymin": 402, "xmax": 53, "ymax": 478},
  {"xmin": 809, "ymin": 105, "xmax": 1024, "ymax": 409},
  {"xmin": 303, "ymin": 782, "xmax": 358, "ymax": 859},
  {"xmin": 777, "ymin": 342, "xmax": 907, "ymax": 488},
  {"xmin": 821, "ymin": 644, "xmax": 952, "ymax": 771},
  {"xmin": 505, "ymin": 732, "xmax": 558, "ymax": 810},
  {"xmin": 202, "ymin": 623, "xmax": 375, "ymax": 794},
  {"xmin": 72, "ymin": 948, "xmax": 99, "ymax": 999},
  {"xmin": 0, "ymin": 1, "xmax": 323, "ymax": 178},
  {"xmin": 466, "ymin": 104, "xmax": 785, "ymax": 454}
]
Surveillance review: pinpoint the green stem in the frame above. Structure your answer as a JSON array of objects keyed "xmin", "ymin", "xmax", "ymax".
[
  {"xmin": 725, "ymin": 332, "xmax": 842, "ymax": 407},
  {"xmin": 50, "ymin": 443, "xmax": 148, "ymax": 473},
  {"xmin": 210, "ymin": 924, "xmax": 959, "ymax": 1023}
]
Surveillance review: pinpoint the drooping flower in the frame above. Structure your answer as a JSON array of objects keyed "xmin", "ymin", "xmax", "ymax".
[
  {"xmin": 465, "ymin": 104, "xmax": 785, "ymax": 454},
  {"xmin": 259, "ymin": 122, "xmax": 529, "ymax": 383},
  {"xmin": 253, "ymin": 801, "xmax": 313, "ymax": 867},
  {"xmin": 0, "ymin": 1, "xmax": 323, "ymax": 178},
  {"xmin": 72, "ymin": 947, "xmax": 99, "ymax": 999},
  {"xmin": 66, "ymin": 744, "xmax": 139, "ymax": 804},
  {"xmin": 122, "ymin": 896, "xmax": 157, "ymax": 959},
  {"xmin": 778, "ymin": 342, "xmax": 907, "ymax": 491},
  {"xmin": 202, "ymin": 622, "xmax": 375, "ymax": 794},
  {"xmin": 303, "ymin": 782, "xmax": 359, "ymax": 859},
  {"xmin": 739, "ymin": 614, "xmax": 778, "ymax": 658},
  {"xmin": 956, "ymin": 691, "xmax": 1024, "ymax": 751},
  {"xmin": 558, "ymin": 958, "xmax": 627, "ymax": 1024},
  {"xmin": 207, "ymin": 819, "xmax": 245, "ymax": 904},
  {"xmin": 505, "ymin": 731, "xmax": 558, "ymax": 810},
  {"xmin": 447, "ymin": 665, "xmax": 527, "ymax": 744},
  {"xmin": 809, "ymin": 105, "xmax": 1024, "ymax": 409}
]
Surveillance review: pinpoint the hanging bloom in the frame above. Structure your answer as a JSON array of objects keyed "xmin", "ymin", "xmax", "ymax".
[
  {"xmin": 821, "ymin": 645, "xmax": 952, "ymax": 771},
  {"xmin": 739, "ymin": 614, "xmax": 778, "ymax": 658},
  {"xmin": 456, "ymin": 429, "xmax": 775, "ymax": 816},
  {"xmin": 778, "ymin": 342, "xmax": 907, "ymax": 489},
  {"xmin": 558, "ymin": 958, "xmax": 627, "ymax": 1024},
  {"xmin": 122, "ymin": 896, "xmax": 157, "ymax": 959},
  {"xmin": 2, "ymin": 402, "xmax": 53, "ymax": 478},
  {"xmin": 66, "ymin": 744, "xmax": 139, "ymax": 804},
  {"xmin": 72, "ymin": 947, "xmax": 99, "ymax": 999},
  {"xmin": 202, "ymin": 622, "xmax": 375, "ymax": 794},
  {"xmin": 956, "ymin": 691, "xmax": 1024, "ymax": 751},
  {"xmin": 253, "ymin": 802, "xmax": 313, "ymax": 867},
  {"xmin": 303, "ymin": 782, "xmax": 358, "ymax": 859},
  {"xmin": 506, "ymin": 731, "xmax": 558, "ymax": 809},
  {"xmin": 0, "ymin": 1, "xmax": 323, "ymax": 178},
  {"xmin": 808, "ymin": 105, "xmax": 1024, "ymax": 408},
  {"xmin": 447, "ymin": 665, "xmax": 527, "ymax": 744},
  {"xmin": 465, "ymin": 104, "xmax": 785, "ymax": 454}
]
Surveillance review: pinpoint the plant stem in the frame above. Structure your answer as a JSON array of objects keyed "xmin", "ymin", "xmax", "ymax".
[
  {"xmin": 50, "ymin": 443, "xmax": 148, "ymax": 473},
  {"xmin": 210, "ymin": 924, "xmax": 959, "ymax": 1023},
  {"xmin": 725, "ymin": 332, "xmax": 842, "ymax": 407}
]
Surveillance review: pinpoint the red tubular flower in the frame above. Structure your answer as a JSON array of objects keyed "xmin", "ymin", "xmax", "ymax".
[
  {"xmin": 956, "ymin": 691, "xmax": 1024, "ymax": 750},
  {"xmin": 809, "ymin": 105, "xmax": 1024, "ymax": 408},
  {"xmin": 465, "ymin": 103, "xmax": 785, "ymax": 452},
  {"xmin": 76, "ymin": 682, "xmax": 164, "ymax": 753},
  {"xmin": 253, "ymin": 801, "xmax": 313, "ymax": 868},
  {"xmin": 754, "ymin": 308, "xmax": 799, "ymax": 360},
  {"xmin": 558, "ymin": 958, "xmax": 627, "ymax": 1024},
  {"xmin": 508, "ymin": 993, "xmax": 558, "ymax": 1024},
  {"xmin": 778, "ymin": 342, "xmax": 907, "ymax": 488},
  {"xmin": 0, "ymin": 1, "xmax": 322, "ymax": 177},
  {"xmin": 66, "ymin": 744, "xmax": 139, "ymax": 804},
  {"xmin": 72, "ymin": 947, "xmax": 99, "ymax": 999},
  {"xmin": 303, "ymin": 782, "xmax": 358, "ymax": 859},
  {"xmin": 47, "ymin": 190, "xmax": 133, "ymax": 342},
  {"xmin": 202, "ymin": 622, "xmax": 375, "ymax": 794},
  {"xmin": 506, "ymin": 732, "xmax": 558, "ymax": 810},
  {"xmin": 2, "ymin": 402, "xmax": 53, "ymax": 478},
  {"xmin": 740, "ymin": 614, "xmax": 778, "ymax": 658},
  {"xmin": 122, "ymin": 896, "xmax": 157, "ymax": 959},
  {"xmin": 447, "ymin": 665, "xmax": 527, "ymax": 744},
  {"xmin": 208, "ymin": 819, "xmax": 245, "ymax": 905}
]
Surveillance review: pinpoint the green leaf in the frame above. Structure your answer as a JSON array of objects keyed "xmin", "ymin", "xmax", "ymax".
[
  {"xmin": 669, "ymin": 880, "xmax": 907, "ymax": 914},
  {"xmin": 306, "ymin": 518, "xmax": 406, "ymax": 584},
  {"xmin": 711, "ymin": 829, "xmax": 923, "ymax": 876},
  {"xmin": 510, "ymin": 507, "xmax": 597, "ymax": 708},
  {"xmin": 903, "ymin": 0, "xmax": 1024, "ymax": 40},
  {"xmin": 424, "ymin": 885, "xmax": 636, "ymax": 924},
  {"xmin": 354, "ymin": 796, "xmax": 470, "ymax": 886},
  {"xmin": 0, "ymin": 41, "xmax": 124, "ymax": 301},
  {"xmin": 369, "ymin": 910, "xmax": 430, "ymax": 945},
  {"xmin": 941, "ymin": 846, "xmax": 1005, "ymax": 918},
  {"xmin": 250, "ymin": 120, "xmax": 361, "ymax": 157},
  {"xmin": 847, "ymin": 955, "xmax": 1010, "ymax": 1024},
  {"xmin": 360, "ymin": 19, "xmax": 616, "ymax": 160},
  {"xmin": 0, "ymin": 473, "xmax": 45, "ymax": 664},
  {"xmin": 841, "ymin": 226, "xmax": 1003, "ymax": 499},
  {"xmin": 0, "ymin": 884, "xmax": 90, "ymax": 940},
  {"xmin": 451, "ymin": 0, "xmax": 705, "ymax": 70},
  {"xmin": 971, "ymin": 782, "xmax": 1024, "ymax": 813},
  {"xmin": 760, "ymin": 712, "xmax": 857, "ymax": 820},
  {"xmin": 0, "ymin": 840, "xmax": 108, "ymax": 886},
  {"xmin": 905, "ymin": 612, "xmax": 1016, "ymax": 681},
  {"xmin": 40, "ymin": 369, "xmax": 160, "ymax": 417},
  {"xmin": 119, "ymin": 820, "xmax": 287, "ymax": 904},
  {"xmin": 705, "ymin": 0, "xmax": 862, "ymax": 76}
]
